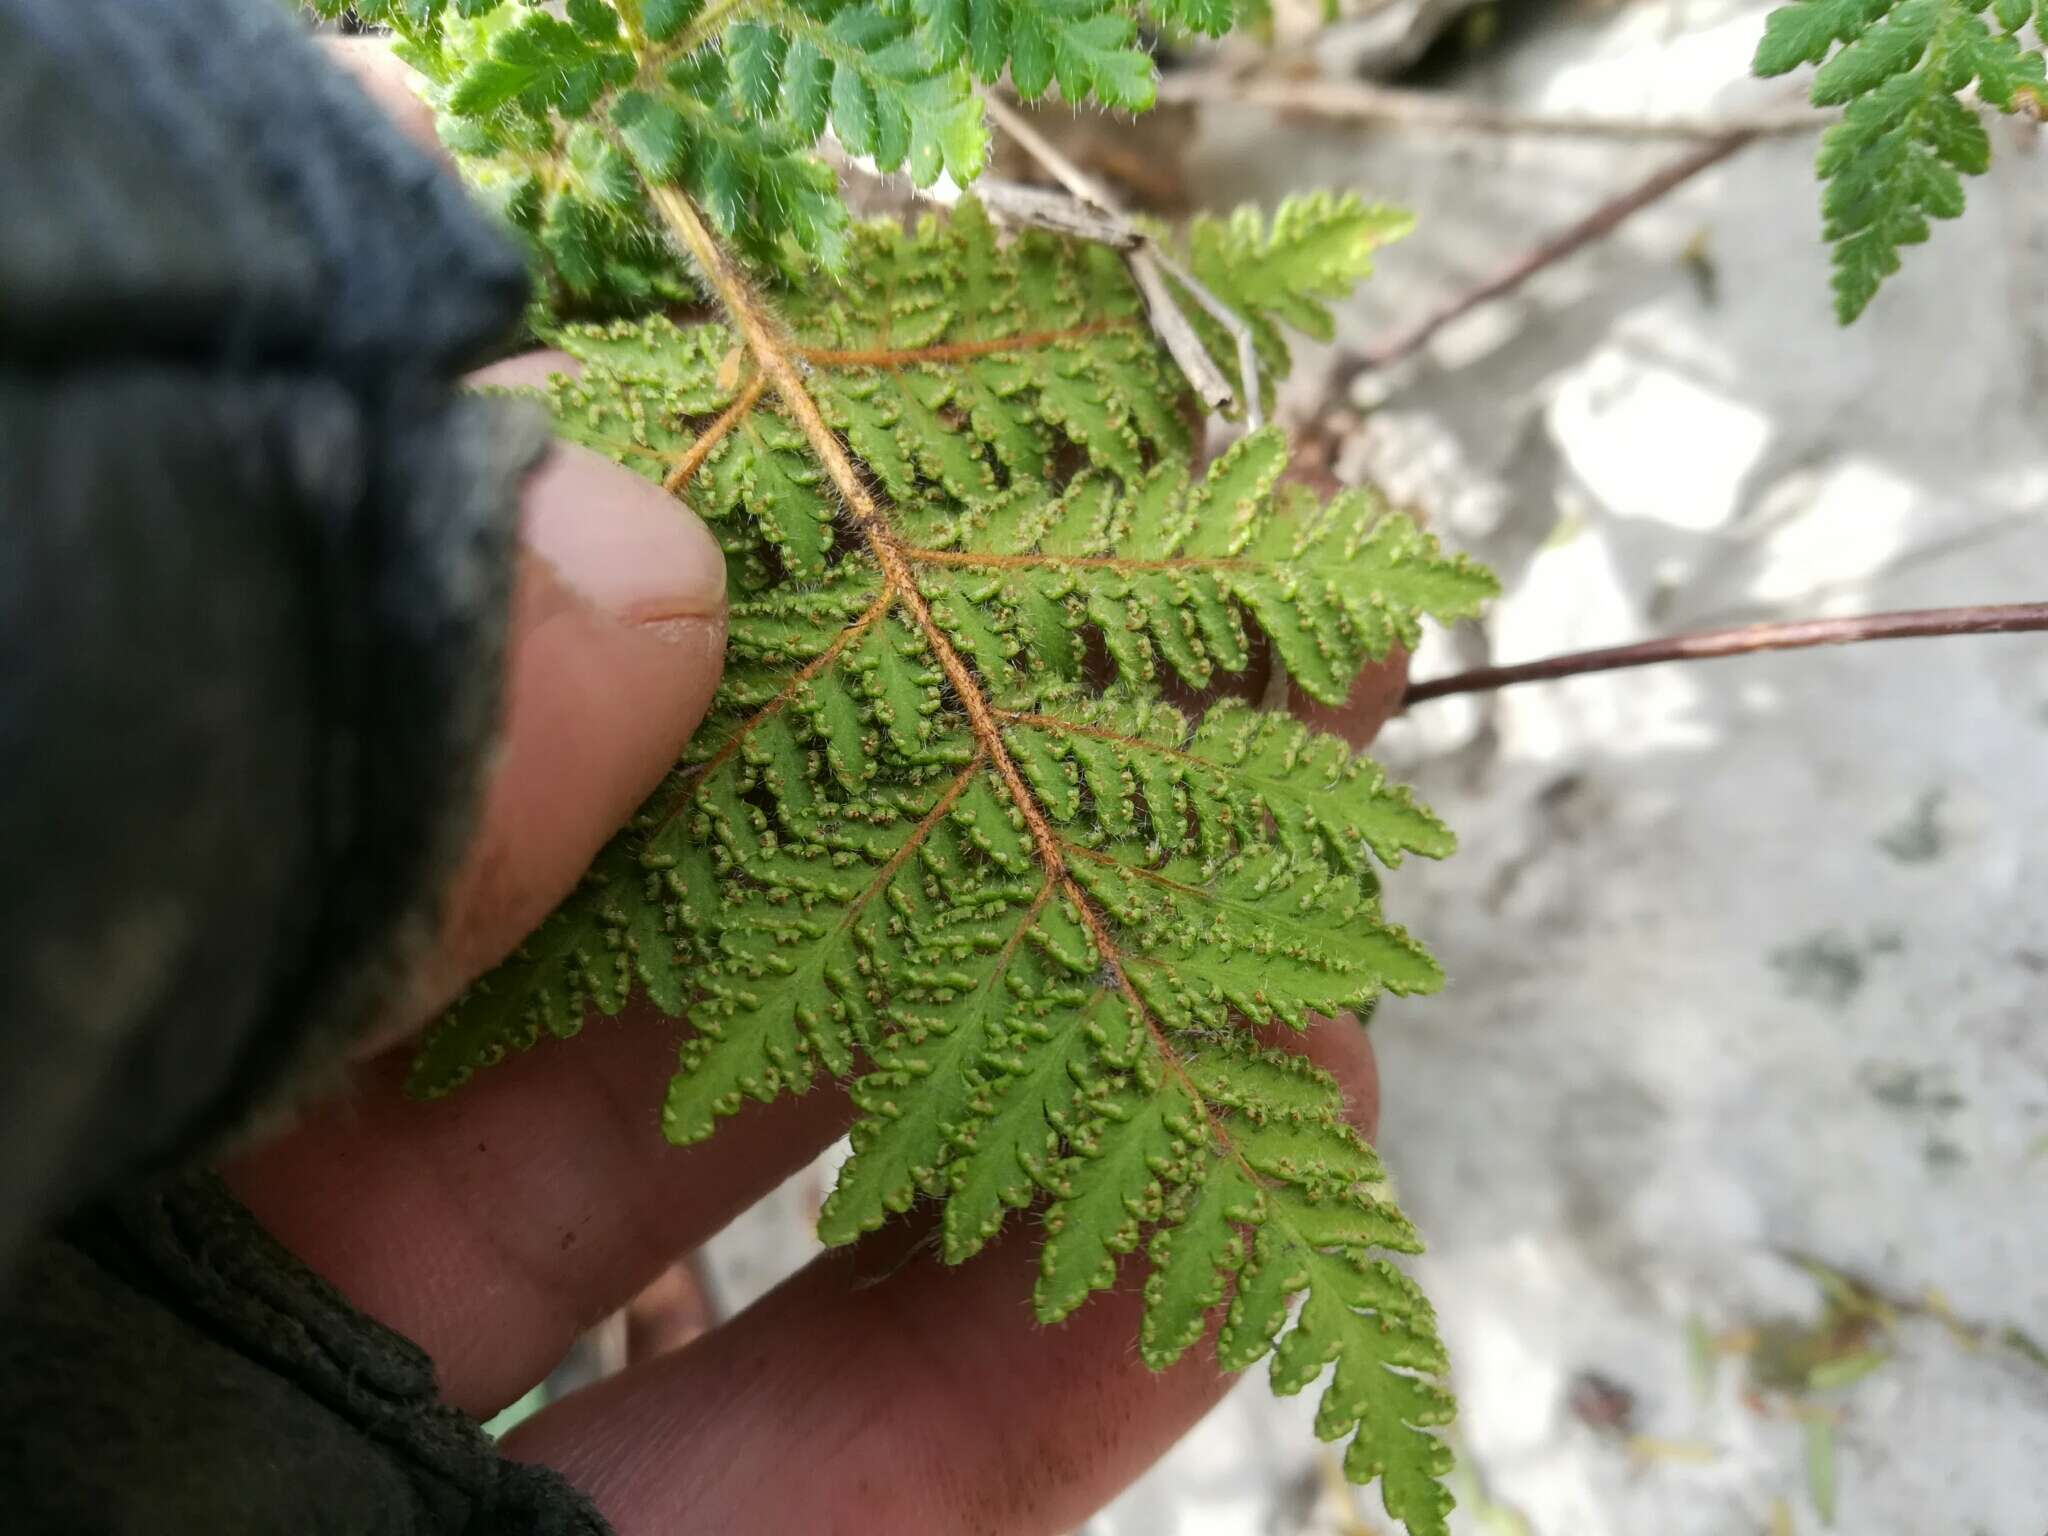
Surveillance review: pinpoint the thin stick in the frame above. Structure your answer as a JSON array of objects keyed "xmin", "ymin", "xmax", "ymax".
[
  {"xmin": 1402, "ymin": 602, "xmax": 2048, "ymax": 706},
  {"xmin": 982, "ymin": 93, "xmax": 1121, "ymax": 215},
  {"xmin": 1156, "ymin": 72, "xmax": 1822, "ymax": 142},
  {"xmin": 1346, "ymin": 131, "xmax": 1756, "ymax": 376},
  {"xmin": 980, "ymin": 94, "xmax": 1265, "ymax": 426},
  {"xmin": 1123, "ymin": 244, "xmax": 1239, "ymax": 416},
  {"xmin": 1146, "ymin": 243, "xmax": 1266, "ymax": 431}
]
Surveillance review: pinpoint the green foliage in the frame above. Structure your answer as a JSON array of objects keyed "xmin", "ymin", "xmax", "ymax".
[
  {"xmin": 1754, "ymin": 0, "xmax": 2047, "ymax": 320},
  {"xmin": 1183, "ymin": 191, "xmax": 1414, "ymax": 404},
  {"xmin": 315, "ymin": 0, "xmax": 1245, "ymax": 299},
  {"xmin": 415, "ymin": 190, "xmax": 1492, "ymax": 1530}
]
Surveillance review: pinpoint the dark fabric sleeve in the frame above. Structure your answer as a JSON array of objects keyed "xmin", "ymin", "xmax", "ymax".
[
  {"xmin": 0, "ymin": 4, "xmax": 618, "ymax": 1533},
  {"xmin": 0, "ymin": 0, "xmax": 535, "ymax": 1258},
  {"xmin": 1, "ymin": 1171, "xmax": 609, "ymax": 1536}
]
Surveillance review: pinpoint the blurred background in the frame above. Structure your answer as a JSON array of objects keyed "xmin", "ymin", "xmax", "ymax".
[{"xmin": 511, "ymin": 1, "xmax": 2048, "ymax": 1529}]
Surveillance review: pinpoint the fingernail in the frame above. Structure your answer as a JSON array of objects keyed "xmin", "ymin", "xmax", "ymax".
[{"xmin": 521, "ymin": 443, "xmax": 727, "ymax": 629}]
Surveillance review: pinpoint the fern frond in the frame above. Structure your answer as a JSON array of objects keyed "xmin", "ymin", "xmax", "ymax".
[
  {"xmin": 323, "ymin": 0, "xmax": 1252, "ymax": 290},
  {"xmin": 412, "ymin": 184, "xmax": 1489, "ymax": 1531},
  {"xmin": 1186, "ymin": 192, "xmax": 1415, "ymax": 384},
  {"xmin": 1755, "ymin": 0, "xmax": 2047, "ymax": 320},
  {"xmin": 310, "ymin": 2, "xmax": 1499, "ymax": 1524}
]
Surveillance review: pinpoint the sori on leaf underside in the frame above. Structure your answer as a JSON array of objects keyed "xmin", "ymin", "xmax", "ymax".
[
  {"xmin": 1755, "ymin": 0, "xmax": 2047, "ymax": 321},
  {"xmin": 310, "ymin": 4, "xmax": 1499, "ymax": 1533}
]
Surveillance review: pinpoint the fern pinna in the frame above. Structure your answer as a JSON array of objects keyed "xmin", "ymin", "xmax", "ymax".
[
  {"xmin": 1755, "ymin": 0, "xmax": 2048, "ymax": 321},
  {"xmin": 328, "ymin": 2, "xmax": 1497, "ymax": 1529}
]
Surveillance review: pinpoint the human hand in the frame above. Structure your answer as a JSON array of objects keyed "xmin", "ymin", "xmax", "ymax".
[
  {"xmin": 219, "ymin": 408, "xmax": 1392, "ymax": 1532},
  {"xmin": 222, "ymin": 416, "xmax": 1390, "ymax": 1530},
  {"xmin": 223, "ymin": 43, "xmax": 1397, "ymax": 1535}
]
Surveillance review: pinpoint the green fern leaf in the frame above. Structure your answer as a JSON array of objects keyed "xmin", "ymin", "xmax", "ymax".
[
  {"xmin": 1755, "ymin": 0, "xmax": 2047, "ymax": 320},
  {"xmin": 335, "ymin": 0, "xmax": 1291, "ymax": 287},
  {"xmin": 1187, "ymin": 192, "xmax": 1414, "ymax": 381},
  {"xmin": 445, "ymin": 9, "xmax": 631, "ymax": 116},
  {"xmin": 1141, "ymin": 1039, "xmax": 1451, "ymax": 1535},
  {"xmin": 364, "ymin": 0, "xmax": 1205, "ymax": 288},
  {"xmin": 316, "ymin": 4, "xmax": 1496, "ymax": 1524},
  {"xmin": 1146, "ymin": 0, "xmax": 1238, "ymax": 36},
  {"xmin": 409, "ymin": 186, "xmax": 1491, "ymax": 1529}
]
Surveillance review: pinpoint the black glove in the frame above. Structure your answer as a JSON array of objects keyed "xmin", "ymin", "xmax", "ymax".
[
  {"xmin": 4, "ymin": 1170, "xmax": 610, "ymax": 1535},
  {"xmin": 0, "ymin": 3, "xmax": 610, "ymax": 1530}
]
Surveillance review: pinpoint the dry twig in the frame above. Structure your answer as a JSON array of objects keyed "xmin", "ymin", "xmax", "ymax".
[
  {"xmin": 1344, "ymin": 130, "xmax": 1758, "ymax": 376},
  {"xmin": 979, "ymin": 94, "xmax": 1265, "ymax": 427},
  {"xmin": 1402, "ymin": 602, "xmax": 2048, "ymax": 706}
]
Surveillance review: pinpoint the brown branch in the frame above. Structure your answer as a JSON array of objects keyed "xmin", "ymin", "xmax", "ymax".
[
  {"xmin": 1345, "ymin": 131, "xmax": 1757, "ymax": 376},
  {"xmin": 663, "ymin": 372, "xmax": 767, "ymax": 495},
  {"xmin": 1402, "ymin": 602, "xmax": 2048, "ymax": 706},
  {"xmin": 795, "ymin": 322, "xmax": 1123, "ymax": 368},
  {"xmin": 980, "ymin": 94, "xmax": 1261, "ymax": 425},
  {"xmin": 1155, "ymin": 72, "xmax": 1823, "ymax": 142}
]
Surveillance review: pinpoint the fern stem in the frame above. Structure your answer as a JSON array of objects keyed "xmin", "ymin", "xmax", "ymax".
[
  {"xmin": 612, "ymin": 0, "xmax": 648, "ymax": 49},
  {"xmin": 663, "ymin": 373, "xmax": 767, "ymax": 494},
  {"xmin": 1402, "ymin": 602, "xmax": 2048, "ymax": 706},
  {"xmin": 642, "ymin": 183, "xmax": 1076, "ymax": 884},
  {"xmin": 665, "ymin": 0, "xmax": 755, "ymax": 56}
]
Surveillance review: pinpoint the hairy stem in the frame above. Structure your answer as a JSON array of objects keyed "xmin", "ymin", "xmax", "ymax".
[
  {"xmin": 663, "ymin": 373, "xmax": 767, "ymax": 494},
  {"xmin": 645, "ymin": 184, "xmax": 1070, "ymax": 880},
  {"xmin": 1403, "ymin": 602, "xmax": 2048, "ymax": 706}
]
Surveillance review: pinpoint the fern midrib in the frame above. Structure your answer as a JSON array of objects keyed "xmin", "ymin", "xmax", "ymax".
[
  {"xmin": 645, "ymin": 180, "xmax": 1298, "ymax": 1225},
  {"xmin": 648, "ymin": 183, "xmax": 1073, "ymax": 871},
  {"xmin": 1904, "ymin": 6, "xmax": 1966, "ymax": 145},
  {"xmin": 663, "ymin": 582, "xmax": 895, "ymax": 827},
  {"xmin": 797, "ymin": 322, "xmax": 1132, "ymax": 368},
  {"xmin": 665, "ymin": 372, "xmax": 768, "ymax": 492},
  {"xmin": 662, "ymin": 0, "xmax": 757, "ymax": 60},
  {"xmin": 903, "ymin": 546, "xmax": 1259, "ymax": 572},
  {"xmin": 792, "ymin": 750, "xmax": 990, "ymax": 976},
  {"xmin": 1881, "ymin": 7, "xmax": 1959, "ymax": 170},
  {"xmin": 750, "ymin": 3, "xmax": 907, "ymax": 82}
]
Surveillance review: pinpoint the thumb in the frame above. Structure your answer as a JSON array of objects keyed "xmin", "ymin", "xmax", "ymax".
[
  {"xmin": 387, "ymin": 362, "xmax": 727, "ymax": 1046},
  {"xmin": 313, "ymin": 44, "xmax": 729, "ymax": 1046}
]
